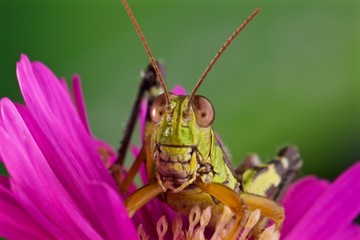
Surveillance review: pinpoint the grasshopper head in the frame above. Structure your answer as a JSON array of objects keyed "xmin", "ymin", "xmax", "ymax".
[{"xmin": 150, "ymin": 93, "xmax": 215, "ymax": 190}]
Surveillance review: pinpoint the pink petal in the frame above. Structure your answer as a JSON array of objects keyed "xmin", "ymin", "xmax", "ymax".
[
  {"xmin": 16, "ymin": 54, "xmax": 115, "ymax": 188},
  {"xmin": 94, "ymin": 138, "xmax": 117, "ymax": 167},
  {"xmin": 2, "ymin": 55, "xmax": 137, "ymax": 239},
  {"xmin": 72, "ymin": 74, "xmax": 92, "ymax": 134},
  {"xmin": 0, "ymin": 108, "xmax": 3, "ymax": 162},
  {"xmin": 15, "ymin": 56, "xmax": 123, "ymax": 234},
  {"xmin": 86, "ymin": 182, "xmax": 137, "ymax": 238},
  {"xmin": 281, "ymin": 176, "xmax": 330, "ymax": 238},
  {"xmin": 0, "ymin": 98, "xmax": 102, "ymax": 239},
  {"xmin": 331, "ymin": 224, "xmax": 360, "ymax": 240},
  {"xmin": 59, "ymin": 78, "xmax": 68, "ymax": 90},
  {"xmin": 0, "ymin": 176, "xmax": 9, "ymax": 190},
  {"xmin": 13, "ymin": 98, "xmax": 124, "ymax": 238},
  {"xmin": 284, "ymin": 162, "xmax": 360, "ymax": 239},
  {"xmin": 171, "ymin": 85, "xmax": 187, "ymax": 95},
  {"xmin": 0, "ymin": 185, "xmax": 53, "ymax": 240}
]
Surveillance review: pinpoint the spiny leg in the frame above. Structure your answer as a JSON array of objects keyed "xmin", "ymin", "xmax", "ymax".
[{"xmin": 110, "ymin": 63, "xmax": 165, "ymax": 194}]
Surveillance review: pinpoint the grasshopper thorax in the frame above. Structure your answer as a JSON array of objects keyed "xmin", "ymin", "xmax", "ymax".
[{"xmin": 150, "ymin": 93, "xmax": 215, "ymax": 191}]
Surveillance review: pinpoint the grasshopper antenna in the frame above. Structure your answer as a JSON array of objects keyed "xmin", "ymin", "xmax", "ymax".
[
  {"xmin": 114, "ymin": 0, "xmax": 169, "ymax": 167},
  {"xmin": 188, "ymin": 8, "xmax": 261, "ymax": 107},
  {"xmin": 121, "ymin": 0, "xmax": 170, "ymax": 105}
]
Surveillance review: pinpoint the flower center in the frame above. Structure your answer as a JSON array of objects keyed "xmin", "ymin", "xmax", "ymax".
[{"xmin": 137, "ymin": 205, "xmax": 280, "ymax": 240}]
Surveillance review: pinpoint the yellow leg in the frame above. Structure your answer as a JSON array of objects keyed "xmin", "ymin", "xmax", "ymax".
[
  {"xmin": 125, "ymin": 182, "xmax": 164, "ymax": 217},
  {"xmin": 240, "ymin": 192, "xmax": 284, "ymax": 229},
  {"xmin": 118, "ymin": 146, "xmax": 146, "ymax": 194},
  {"xmin": 197, "ymin": 182, "xmax": 284, "ymax": 233},
  {"xmin": 197, "ymin": 182, "xmax": 244, "ymax": 213}
]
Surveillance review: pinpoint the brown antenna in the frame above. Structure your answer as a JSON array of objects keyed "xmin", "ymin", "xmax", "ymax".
[
  {"xmin": 121, "ymin": 0, "xmax": 170, "ymax": 105},
  {"xmin": 188, "ymin": 8, "xmax": 261, "ymax": 106}
]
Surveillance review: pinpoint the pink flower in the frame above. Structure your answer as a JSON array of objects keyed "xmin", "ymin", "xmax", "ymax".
[
  {"xmin": 0, "ymin": 55, "xmax": 359, "ymax": 239},
  {"xmin": 0, "ymin": 54, "xmax": 136, "ymax": 239},
  {"xmin": 281, "ymin": 162, "xmax": 360, "ymax": 240}
]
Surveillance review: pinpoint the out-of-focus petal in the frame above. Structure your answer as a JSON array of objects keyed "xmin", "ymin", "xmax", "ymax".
[
  {"xmin": 281, "ymin": 176, "xmax": 330, "ymax": 238},
  {"xmin": 0, "ymin": 185, "xmax": 53, "ymax": 240},
  {"xmin": 15, "ymin": 102, "xmax": 113, "ymax": 223},
  {"xmin": 72, "ymin": 74, "xmax": 91, "ymax": 134},
  {"xmin": 0, "ymin": 98, "xmax": 102, "ymax": 239},
  {"xmin": 16, "ymin": 54, "xmax": 115, "ymax": 188},
  {"xmin": 1, "ymin": 54, "xmax": 140, "ymax": 239},
  {"xmin": 334, "ymin": 224, "xmax": 360, "ymax": 240},
  {"xmin": 284, "ymin": 162, "xmax": 360, "ymax": 240},
  {"xmin": 94, "ymin": 138, "xmax": 117, "ymax": 167},
  {"xmin": 87, "ymin": 182, "xmax": 137, "ymax": 239},
  {"xmin": 0, "ymin": 109, "xmax": 3, "ymax": 163},
  {"xmin": 15, "ymin": 56, "xmax": 128, "ymax": 234},
  {"xmin": 0, "ymin": 176, "xmax": 9, "ymax": 190},
  {"xmin": 171, "ymin": 85, "xmax": 187, "ymax": 95}
]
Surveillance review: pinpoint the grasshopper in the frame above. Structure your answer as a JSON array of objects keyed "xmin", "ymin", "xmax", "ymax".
[{"xmin": 112, "ymin": 0, "xmax": 303, "ymax": 237}]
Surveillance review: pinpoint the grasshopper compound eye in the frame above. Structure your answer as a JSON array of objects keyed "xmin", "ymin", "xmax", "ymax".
[
  {"xmin": 150, "ymin": 93, "xmax": 167, "ymax": 124},
  {"xmin": 191, "ymin": 95, "xmax": 215, "ymax": 128}
]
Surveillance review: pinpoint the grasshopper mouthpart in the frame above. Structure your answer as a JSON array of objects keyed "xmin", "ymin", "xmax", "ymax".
[{"xmin": 155, "ymin": 145, "xmax": 197, "ymax": 188}]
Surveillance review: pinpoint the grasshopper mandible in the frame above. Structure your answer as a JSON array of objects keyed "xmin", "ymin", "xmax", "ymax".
[{"xmin": 111, "ymin": 0, "xmax": 303, "ymax": 236}]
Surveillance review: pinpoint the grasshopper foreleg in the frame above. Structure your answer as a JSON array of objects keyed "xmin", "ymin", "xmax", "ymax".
[
  {"xmin": 125, "ymin": 182, "xmax": 165, "ymax": 218},
  {"xmin": 118, "ymin": 146, "xmax": 146, "ymax": 195}
]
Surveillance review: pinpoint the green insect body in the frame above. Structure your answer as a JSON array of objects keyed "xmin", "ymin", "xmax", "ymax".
[
  {"xmin": 148, "ymin": 94, "xmax": 239, "ymax": 213},
  {"xmin": 114, "ymin": 0, "xmax": 303, "ymax": 235}
]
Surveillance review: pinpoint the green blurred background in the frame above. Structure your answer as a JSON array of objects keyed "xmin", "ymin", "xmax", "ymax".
[{"xmin": 0, "ymin": 0, "xmax": 359, "ymax": 180}]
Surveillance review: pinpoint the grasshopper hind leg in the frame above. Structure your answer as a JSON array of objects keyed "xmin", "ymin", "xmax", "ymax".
[
  {"xmin": 238, "ymin": 146, "xmax": 303, "ymax": 236},
  {"xmin": 239, "ymin": 146, "xmax": 303, "ymax": 201},
  {"xmin": 115, "ymin": 62, "xmax": 165, "ymax": 166}
]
